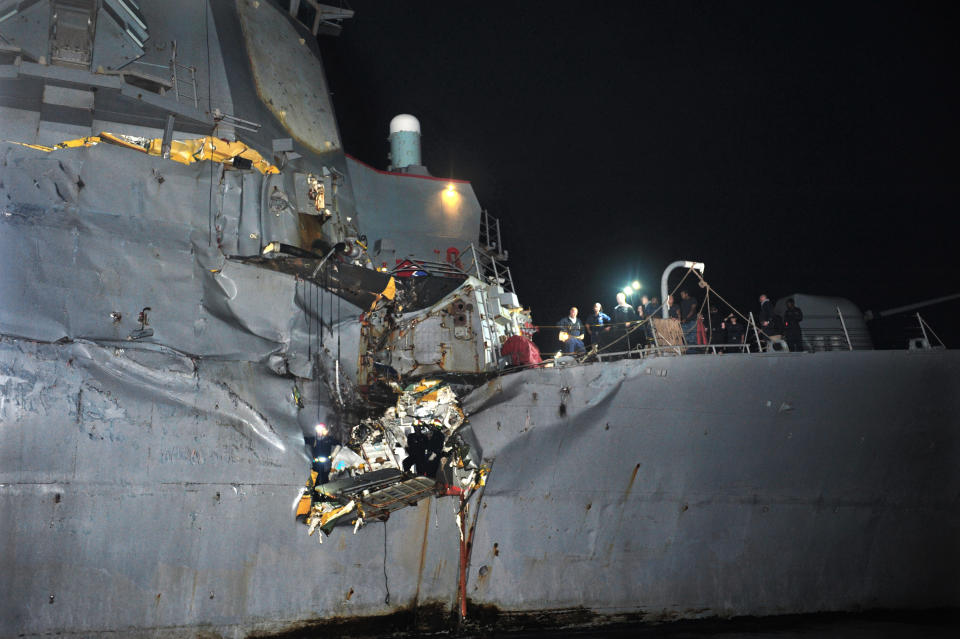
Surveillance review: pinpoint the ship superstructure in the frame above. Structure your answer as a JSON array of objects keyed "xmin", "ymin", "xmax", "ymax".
[{"xmin": 1, "ymin": 2, "xmax": 958, "ymax": 637}]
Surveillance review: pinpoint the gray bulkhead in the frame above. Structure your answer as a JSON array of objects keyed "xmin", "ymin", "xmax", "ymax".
[{"xmin": 347, "ymin": 157, "xmax": 484, "ymax": 269}]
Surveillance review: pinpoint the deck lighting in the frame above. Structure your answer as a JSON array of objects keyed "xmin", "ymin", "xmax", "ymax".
[{"xmin": 441, "ymin": 182, "xmax": 461, "ymax": 210}]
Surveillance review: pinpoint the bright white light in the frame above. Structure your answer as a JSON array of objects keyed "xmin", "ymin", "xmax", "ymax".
[
  {"xmin": 315, "ymin": 423, "xmax": 328, "ymax": 436},
  {"xmin": 632, "ymin": 280, "xmax": 641, "ymax": 289},
  {"xmin": 623, "ymin": 286, "xmax": 633, "ymax": 295},
  {"xmin": 441, "ymin": 183, "xmax": 460, "ymax": 208}
]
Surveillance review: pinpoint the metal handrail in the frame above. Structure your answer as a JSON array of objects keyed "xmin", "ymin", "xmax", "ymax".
[
  {"xmin": 388, "ymin": 258, "xmax": 468, "ymax": 279},
  {"xmin": 459, "ymin": 242, "xmax": 515, "ymax": 293}
]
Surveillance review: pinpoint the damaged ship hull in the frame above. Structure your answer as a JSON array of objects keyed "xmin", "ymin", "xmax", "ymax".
[
  {"xmin": 3, "ymin": 340, "xmax": 958, "ymax": 636},
  {"xmin": 1, "ymin": 1, "xmax": 958, "ymax": 637},
  {"xmin": 463, "ymin": 352, "xmax": 960, "ymax": 619}
]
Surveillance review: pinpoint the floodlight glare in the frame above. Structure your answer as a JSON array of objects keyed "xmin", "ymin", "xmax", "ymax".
[
  {"xmin": 632, "ymin": 280, "xmax": 641, "ymax": 289},
  {"xmin": 623, "ymin": 286, "xmax": 633, "ymax": 295}
]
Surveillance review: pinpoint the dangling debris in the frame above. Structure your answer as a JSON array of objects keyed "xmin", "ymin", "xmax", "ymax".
[
  {"xmin": 5, "ymin": 132, "xmax": 281, "ymax": 174},
  {"xmin": 300, "ymin": 380, "xmax": 485, "ymax": 540}
]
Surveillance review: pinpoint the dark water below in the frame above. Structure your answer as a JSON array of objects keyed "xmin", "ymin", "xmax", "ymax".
[
  {"xmin": 464, "ymin": 611, "xmax": 960, "ymax": 638},
  {"xmin": 278, "ymin": 610, "xmax": 959, "ymax": 638}
]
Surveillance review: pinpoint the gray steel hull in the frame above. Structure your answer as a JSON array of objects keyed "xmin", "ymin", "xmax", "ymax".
[
  {"xmin": 3, "ymin": 343, "xmax": 958, "ymax": 637},
  {"xmin": 464, "ymin": 351, "xmax": 960, "ymax": 618},
  {"xmin": 1, "ymin": 1, "xmax": 957, "ymax": 636}
]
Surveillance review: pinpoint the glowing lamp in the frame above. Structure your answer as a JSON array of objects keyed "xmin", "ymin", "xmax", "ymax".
[
  {"xmin": 632, "ymin": 280, "xmax": 641, "ymax": 289},
  {"xmin": 623, "ymin": 286, "xmax": 633, "ymax": 296},
  {"xmin": 558, "ymin": 331, "xmax": 570, "ymax": 342},
  {"xmin": 441, "ymin": 182, "xmax": 461, "ymax": 209}
]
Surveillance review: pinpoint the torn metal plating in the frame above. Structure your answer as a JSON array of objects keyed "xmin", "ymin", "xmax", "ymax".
[
  {"xmin": 297, "ymin": 379, "xmax": 487, "ymax": 540},
  {"xmin": 232, "ymin": 250, "xmax": 396, "ymax": 313},
  {"xmin": 357, "ymin": 276, "xmax": 533, "ymax": 388}
]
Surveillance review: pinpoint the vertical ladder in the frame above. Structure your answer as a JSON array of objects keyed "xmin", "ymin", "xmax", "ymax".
[{"xmin": 170, "ymin": 40, "xmax": 198, "ymax": 109}]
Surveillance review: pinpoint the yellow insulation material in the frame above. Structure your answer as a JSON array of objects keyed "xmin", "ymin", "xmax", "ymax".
[
  {"xmin": 5, "ymin": 133, "xmax": 280, "ymax": 175},
  {"xmin": 380, "ymin": 277, "xmax": 396, "ymax": 301},
  {"xmin": 4, "ymin": 140, "xmax": 55, "ymax": 152},
  {"xmin": 54, "ymin": 136, "xmax": 102, "ymax": 149},
  {"xmin": 143, "ymin": 136, "xmax": 279, "ymax": 174}
]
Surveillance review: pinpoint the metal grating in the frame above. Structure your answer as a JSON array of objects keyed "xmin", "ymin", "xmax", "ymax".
[{"xmin": 357, "ymin": 476, "xmax": 438, "ymax": 518}]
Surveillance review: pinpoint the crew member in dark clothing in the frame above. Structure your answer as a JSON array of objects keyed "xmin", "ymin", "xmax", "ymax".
[
  {"xmin": 723, "ymin": 314, "xmax": 746, "ymax": 352},
  {"xmin": 403, "ymin": 424, "xmax": 445, "ymax": 478},
  {"xmin": 308, "ymin": 423, "xmax": 339, "ymax": 484},
  {"xmin": 666, "ymin": 294, "xmax": 681, "ymax": 320},
  {"xmin": 611, "ymin": 292, "xmax": 638, "ymax": 355},
  {"xmin": 585, "ymin": 302, "xmax": 611, "ymax": 349},
  {"xmin": 643, "ymin": 296, "xmax": 659, "ymax": 321},
  {"xmin": 708, "ymin": 305, "xmax": 724, "ymax": 346},
  {"xmin": 634, "ymin": 296, "xmax": 647, "ymax": 348},
  {"xmin": 679, "ymin": 290, "xmax": 699, "ymax": 351},
  {"xmin": 758, "ymin": 294, "xmax": 782, "ymax": 349},
  {"xmin": 558, "ymin": 306, "xmax": 585, "ymax": 354},
  {"xmin": 644, "ymin": 296, "xmax": 659, "ymax": 342},
  {"xmin": 783, "ymin": 298, "xmax": 804, "ymax": 352},
  {"xmin": 758, "ymin": 294, "xmax": 776, "ymax": 332}
]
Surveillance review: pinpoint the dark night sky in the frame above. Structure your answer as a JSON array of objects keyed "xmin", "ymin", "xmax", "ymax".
[{"xmin": 317, "ymin": 1, "xmax": 960, "ymax": 347}]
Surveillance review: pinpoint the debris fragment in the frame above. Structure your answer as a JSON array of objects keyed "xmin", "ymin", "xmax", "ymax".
[
  {"xmin": 300, "ymin": 380, "xmax": 485, "ymax": 540},
  {"xmin": 5, "ymin": 133, "xmax": 280, "ymax": 174}
]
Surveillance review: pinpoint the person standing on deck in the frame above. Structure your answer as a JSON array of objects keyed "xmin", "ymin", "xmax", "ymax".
[
  {"xmin": 611, "ymin": 292, "xmax": 638, "ymax": 355},
  {"xmin": 723, "ymin": 314, "xmax": 746, "ymax": 352},
  {"xmin": 643, "ymin": 296, "xmax": 659, "ymax": 343},
  {"xmin": 634, "ymin": 296, "xmax": 648, "ymax": 348},
  {"xmin": 679, "ymin": 290, "xmax": 699, "ymax": 351},
  {"xmin": 708, "ymin": 305, "xmax": 725, "ymax": 347},
  {"xmin": 758, "ymin": 294, "xmax": 782, "ymax": 348},
  {"xmin": 585, "ymin": 302, "xmax": 611, "ymax": 349},
  {"xmin": 784, "ymin": 298, "xmax": 804, "ymax": 352},
  {"xmin": 558, "ymin": 307, "xmax": 585, "ymax": 354},
  {"xmin": 666, "ymin": 294, "xmax": 681, "ymax": 320}
]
